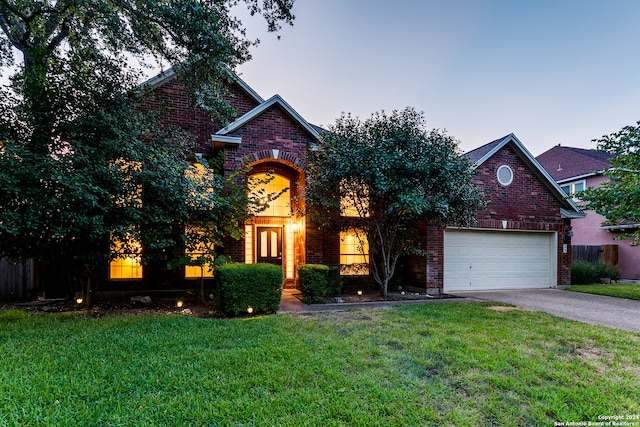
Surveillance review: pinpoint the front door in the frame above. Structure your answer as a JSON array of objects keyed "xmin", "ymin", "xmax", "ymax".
[{"xmin": 256, "ymin": 227, "xmax": 282, "ymax": 265}]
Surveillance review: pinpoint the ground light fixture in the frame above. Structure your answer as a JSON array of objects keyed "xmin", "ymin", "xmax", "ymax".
[
  {"xmin": 247, "ymin": 306, "xmax": 254, "ymax": 314},
  {"xmin": 357, "ymin": 290, "xmax": 363, "ymax": 300},
  {"xmin": 176, "ymin": 301, "xmax": 183, "ymax": 308}
]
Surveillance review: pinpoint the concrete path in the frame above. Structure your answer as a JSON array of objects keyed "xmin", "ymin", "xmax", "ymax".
[
  {"xmin": 453, "ymin": 289, "xmax": 640, "ymax": 333},
  {"xmin": 280, "ymin": 288, "xmax": 640, "ymax": 333}
]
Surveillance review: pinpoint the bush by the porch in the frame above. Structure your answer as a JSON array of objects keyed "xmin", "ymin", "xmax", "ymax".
[
  {"xmin": 215, "ymin": 263, "xmax": 283, "ymax": 316},
  {"xmin": 298, "ymin": 264, "xmax": 342, "ymax": 303}
]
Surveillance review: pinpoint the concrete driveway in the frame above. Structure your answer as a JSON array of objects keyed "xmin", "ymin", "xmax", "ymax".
[{"xmin": 454, "ymin": 289, "xmax": 640, "ymax": 333}]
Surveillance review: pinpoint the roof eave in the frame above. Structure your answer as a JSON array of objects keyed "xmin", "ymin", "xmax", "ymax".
[
  {"xmin": 561, "ymin": 208, "xmax": 586, "ymax": 219},
  {"xmin": 215, "ymin": 94, "xmax": 320, "ymax": 140}
]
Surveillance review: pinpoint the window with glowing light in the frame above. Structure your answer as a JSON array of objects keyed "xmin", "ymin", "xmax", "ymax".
[
  {"xmin": 248, "ymin": 173, "xmax": 291, "ymax": 217},
  {"xmin": 340, "ymin": 229, "xmax": 369, "ymax": 275},
  {"xmin": 111, "ymin": 159, "xmax": 142, "ymax": 208},
  {"xmin": 109, "ymin": 236, "xmax": 143, "ymax": 279},
  {"xmin": 184, "ymin": 225, "xmax": 214, "ymax": 279},
  {"xmin": 340, "ymin": 178, "xmax": 369, "ymax": 217}
]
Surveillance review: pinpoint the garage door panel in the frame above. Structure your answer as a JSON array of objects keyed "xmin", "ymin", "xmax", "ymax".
[{"xmin": 444, "ymin": 230, "xmax": 556, "ymax": 291}]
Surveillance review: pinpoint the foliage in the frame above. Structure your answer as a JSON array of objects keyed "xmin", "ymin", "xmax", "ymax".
[
  {"xmin": 304, "ymin": 107, "xmax": 484, "ymax": 295},
  {"xmin": 298, "ymin": 264, "xmax": 342, "ymax": 303},
  {"xmin": 1, "ymin": 304, "xmax": 639, "ymax": 425},
  {"xmin": 0, "ymin": 0, "xmax": 295, "ymax": 299},
  {"xmin": 598, "ymin": 262, "xmax": 620, "ymax": 281},
  {"xmin": 571, "ymin": 261, "xmax": 621, "ymax": 284},
  {"xmin": 580, "ymin": 120, "xmax": 640, "ymax": 244},
  {"xmin": 571, "ymin": 261, "xmax": 600, "ymax": 284},
  {"xmin": 569, "ymin": 283, "xmax": 640, "ymax": 300},
  {"xmin": 215, "ymin": 263, "xmax": 283, "ymax": 315}
]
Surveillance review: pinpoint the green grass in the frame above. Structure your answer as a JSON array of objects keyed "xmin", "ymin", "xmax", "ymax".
[
  {"xmin": 568, "ymin": 283, "xmax": 640, "ymax": 300},
  {"xmin": 1, "ymin": 304, "xmax": 639, "ymax": 426}
]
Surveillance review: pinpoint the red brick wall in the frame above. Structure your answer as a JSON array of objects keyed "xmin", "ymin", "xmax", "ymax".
[
  {"xmin": 419, "ymin": 144, "xmax": 572, "ymax": 290},
  {"xmin": 143, "ymin": 77, "xmax": 260, "ymax": 153}
]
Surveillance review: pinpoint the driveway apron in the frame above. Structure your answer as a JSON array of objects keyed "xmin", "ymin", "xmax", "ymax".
[{"xmin": 454, "ymin": 289, "xmax": 640, "ymax": 333}]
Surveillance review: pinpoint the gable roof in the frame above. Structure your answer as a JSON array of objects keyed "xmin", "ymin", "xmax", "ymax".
[
  {"xmin": 465, "ymin": 134, "xmax": 584, "ymax": 219},
  {"xmin": 536, "ymin": 145, "xmax": 613, "ymax": 183},
  {"xmin": 141, "ymin": 67, "xmax": 265, "ymax": 105},
  {"xmin": 213, "ymin": 94, "xmax": 320, "ymax": 144}
]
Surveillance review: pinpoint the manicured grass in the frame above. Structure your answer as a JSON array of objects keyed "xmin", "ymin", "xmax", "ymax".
[
  {"xmin": 568, "ymin": 283, "xmax": 640, "ymax": 300},
  {"xmin": 1, "ymin": 304, "xmax": 639, "ymax": 426}
]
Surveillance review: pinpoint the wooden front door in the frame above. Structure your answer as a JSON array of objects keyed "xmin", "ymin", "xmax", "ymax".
[{"xmin": 256, "ymin": 227, "xmax": 282, "ymax": 265}]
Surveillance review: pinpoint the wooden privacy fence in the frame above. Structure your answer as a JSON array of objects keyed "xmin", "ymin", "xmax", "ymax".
[
  {"xmin": 0, "ymin": 259, "xmax": 34, "ymax": 300},
  {"xmin": 572, "ymin": 244, "xmax": 619, "ymax": 265}
]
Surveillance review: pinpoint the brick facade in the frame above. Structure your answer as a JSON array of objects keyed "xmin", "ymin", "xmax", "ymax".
[
  {"xmin": 409, "ymin": 143, "xmax": 573, "ymax": 292},
  {"xmin": 113, "ymin": 74, "xmax": 576, "ymax": 292}
]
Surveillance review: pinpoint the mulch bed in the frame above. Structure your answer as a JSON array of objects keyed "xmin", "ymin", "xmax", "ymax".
[{"xmin": 295, "ymin": 290, "xmax": 460, "ymax": 304}]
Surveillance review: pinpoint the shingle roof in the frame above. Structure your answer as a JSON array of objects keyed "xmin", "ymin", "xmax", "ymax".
[
  {"xmin": 464, "ymin": 135, "xmax": 512, "ymax": 164},
  {"xmin": 535, "ymin": 145, "xmax": 613, "ymax": 182}
]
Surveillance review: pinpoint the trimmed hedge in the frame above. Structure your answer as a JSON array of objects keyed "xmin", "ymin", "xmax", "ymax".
[
  {"xmin": 571, "ymin": 261, "xmax": 621, "ymax": 285},
  {"xmin": 215, "ymin": 263, "xmax": 283, "ymax": 316},
  {"xmin": 298, "ymin": 264, "xmax": 342, "ymax": 304}
]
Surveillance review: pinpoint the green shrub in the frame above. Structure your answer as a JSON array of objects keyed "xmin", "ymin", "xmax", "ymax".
[
  {"xmin": 597, "ymin": 262, "xmax": 621, "ymax": 281},
  {"xmin": 326, "ymin": 265, "xmax": 343, "ymax": 296},
  {"xmin": 298, "ymin": 264, "xmax": 343, "ymax": 304},
  {"xmin": 215, "ymin": 263, "xmax": 283, "ymax": 316},
  {"xmin": 298, "ymin": 264, "xmax": 328, "ymax": 303},
  {"xmin": 571, "ymin": 261, "xmax": 621, "ymax": 284}
]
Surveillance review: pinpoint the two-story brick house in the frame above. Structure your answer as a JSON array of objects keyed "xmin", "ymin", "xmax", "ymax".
[{"xmin": 105, "ymin": 70, "xmax": 582, "ymax": 294}]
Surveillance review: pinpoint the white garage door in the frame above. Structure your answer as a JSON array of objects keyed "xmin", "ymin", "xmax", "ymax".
[{"xmin": 444, "ymin": 229, "xmax": 557, "ymax": 291}]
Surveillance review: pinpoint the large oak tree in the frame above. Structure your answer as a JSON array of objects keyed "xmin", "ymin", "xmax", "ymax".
[{"xmin": 0, "ymin": 0, "xmax": 295, "ymax": 300}]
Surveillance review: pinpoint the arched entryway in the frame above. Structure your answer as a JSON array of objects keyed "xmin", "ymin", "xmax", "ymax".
[{"xmin": 244, "ymin": 156, "xmax": 305, "ymax": 288}]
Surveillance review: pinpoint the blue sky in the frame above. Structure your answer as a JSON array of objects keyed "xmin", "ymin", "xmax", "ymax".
[{"xmin": 235, "ymin": 0, "xmax": 640, "ymax": 156}]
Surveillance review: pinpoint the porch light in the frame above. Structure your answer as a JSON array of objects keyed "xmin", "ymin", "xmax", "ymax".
[
  {"xmin": 291, "ymin": 223, "xmax": 300, "ymax": 233},
  {"xmin": 176, "ymin": 301, "xmax": 183, "ymax": 308},
  {"xmin": 357, "ymin": 290, "xmax": 363, "ymax": 296},
  {"xmin": 247, "ymin": 306, "xmax": 254, "ymax": 314}
]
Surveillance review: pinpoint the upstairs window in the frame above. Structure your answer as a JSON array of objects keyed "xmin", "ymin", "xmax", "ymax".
[
  {"xmin": 561, "ymin": 180, "xmax": 585, "ymax": 199},
  {"xmin": 248, "ymin": 173, "xmax": 291, "ymax": 217},
  {"xmin": 340, "ymin": 178, "xmax": 369, "ymax": 217}
]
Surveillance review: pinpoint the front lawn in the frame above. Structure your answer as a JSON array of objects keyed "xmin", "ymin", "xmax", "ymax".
[
  {"xmin": 1, "ymin": 303, "xmax": 639, "ymax": 426},
  {"xmin": 568, "ymin": 283, "xmax": 640, "ymax": 300}
]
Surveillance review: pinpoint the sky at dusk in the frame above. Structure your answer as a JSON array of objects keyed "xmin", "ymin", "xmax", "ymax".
[{"xmin": 234, "ymin": 0, "xmax": 640, "ymax": 156}]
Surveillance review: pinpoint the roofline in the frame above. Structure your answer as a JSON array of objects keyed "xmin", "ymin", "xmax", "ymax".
[
  {"xmin": 473, "ymin": 133, "xmax": 583, "ymax": 215},
  {"xmin": 139, "ymin": 66, "xmax": 264, "ymax": 104},
  {"xmin": 211, "ymin": 135, "xmax": 241, "ymax": 145},
  {"xmin": 215, "ymin": 94, "xmax": 320, "ymax": 139},
  {"xmin": 600, "ymin": 224, "xmax": 640, "ymax": 231},
  {"xmin": 556, "ymin": 170, "xmax": 609, "ymax": 184},
  {"xmin": 561, "ymin": 208, "xmax": 586, "ymax": 219},
  {"xmin": 141, "ymin": 68, "xmax": 177, "ymax": 89}
]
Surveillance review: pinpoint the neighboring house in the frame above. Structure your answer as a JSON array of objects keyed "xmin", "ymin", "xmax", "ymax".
[
  {"xmin": 77, "ymin": 72, "xmax": 583, "ymax": 295},
  {"xmin": 537, "ymin": 144, "xmax": 640, "ymax": 280}
]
